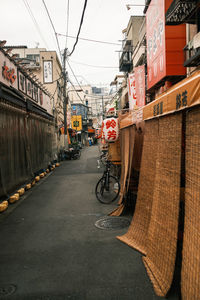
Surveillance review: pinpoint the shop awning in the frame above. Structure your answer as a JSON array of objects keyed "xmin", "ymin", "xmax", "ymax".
[
  {"xmin": 143, "ymin": 70, "xmax": 200, "ymax": 120},
  {"xmin": 88, "ymin": 128, "xmax": 95, "ymax": 133},
  {"xmin": 165, "ymin": 0, "xmax": 198, "ymax": 25},
  {"xmin": 119, "ymin": 108, "xmax": 143, "ymax": 129}
]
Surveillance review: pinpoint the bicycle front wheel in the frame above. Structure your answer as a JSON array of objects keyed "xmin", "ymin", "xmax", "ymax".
[{"xmin": 95, "ymin": 175, "xmax": 120, "ymax": 204}]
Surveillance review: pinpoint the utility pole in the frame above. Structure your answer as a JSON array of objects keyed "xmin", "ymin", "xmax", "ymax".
[
  {"xmin": 102, "ymin": 95, "xmax": 104, "ymax": 120},
  {"xmin": 63, "ymin": 48, "xmax": 68, "ymax": 135}
]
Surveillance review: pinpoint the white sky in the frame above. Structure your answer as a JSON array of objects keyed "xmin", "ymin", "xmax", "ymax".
[{"xmin": 1, "ymin": 0, "xmax": 145, "ymax": 87}]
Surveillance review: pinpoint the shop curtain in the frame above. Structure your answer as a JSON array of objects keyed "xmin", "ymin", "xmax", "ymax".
[
  {"xmin": 117, "ymin": 119, "xmax": 158, "ymax": 255},
  {"xmin": 126, "ymin": 126, "xmax": 136, "ymax": 193},
  {"xmin": 0, "ymin": 103, "xmax": 29, "ymax": 197},
  {"xmin": 181, "ymin": 107, "xmax": 200, "ymax": 300},
  {"xmin": 143, "ymin": 113, "xmax": 182, "ymax": 297},
  {"xmin": 109, "ymin": 127, "xmax": 130, "ymax": 216}
]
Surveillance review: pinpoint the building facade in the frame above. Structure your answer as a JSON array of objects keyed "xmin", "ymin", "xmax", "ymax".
[{"xmin": 5, "ymin": 46, "xmax": 65, "ymax": 155}]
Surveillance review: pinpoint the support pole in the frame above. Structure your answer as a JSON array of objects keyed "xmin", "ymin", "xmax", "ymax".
[
  {"xmin": 102, "ymin": 95, "xmax": 104, "ymax": 120},
  {"xmin": 63, "ymin": 48, "xmax": 68, "ymax": 135}
]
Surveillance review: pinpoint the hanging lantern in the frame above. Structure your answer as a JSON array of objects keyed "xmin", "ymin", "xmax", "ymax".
[{"xmin": 102, "ymin": 117, "xmax": 119, "ymax": 142}]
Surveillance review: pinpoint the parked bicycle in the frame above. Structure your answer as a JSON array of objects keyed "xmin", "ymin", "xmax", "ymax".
[{"xmin": 95, "ymin": 159, "xmax": 120, "ymax": 204}]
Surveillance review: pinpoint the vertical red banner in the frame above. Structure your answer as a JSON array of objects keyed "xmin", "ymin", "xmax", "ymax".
[
  {"xmin": 128, "ymin": 73, "xmax": 137, "ymax": 110},
  {"xmin": 135, "ymin": 65, "xmax": 146, "ymax": 107},
  {"xmin": 146, "ymin": 0, "xmax": 166, "ymax": 90}
]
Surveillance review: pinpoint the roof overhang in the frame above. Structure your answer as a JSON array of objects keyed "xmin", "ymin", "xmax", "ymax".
[{"xmin": 165, "ymin": 0, "xmax": 198, "ymax": 25}]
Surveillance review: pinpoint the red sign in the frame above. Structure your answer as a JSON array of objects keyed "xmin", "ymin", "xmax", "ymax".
[
  {"xmin": 0, "ymin": 51, "xmax": 18, "ymax": 90},
  {"xmin": 2, "ymin": 62, "xmax": 16, "ymax": 84},
  {"xmin": 134, "ymin": 65, "xmax": 146, "ymax": 107},
  {"xmin": 146, "ymin": 0, "xmax": 166, "ymax": 90},
  {"xmin": 128, "ymin": 73, "xmax": 137, "ymax": 110}
]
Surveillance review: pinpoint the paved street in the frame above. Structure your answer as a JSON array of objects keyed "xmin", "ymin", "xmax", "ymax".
[{"xmin": 0, "ymin": 145, "xmax": 177, "ymax": 300}]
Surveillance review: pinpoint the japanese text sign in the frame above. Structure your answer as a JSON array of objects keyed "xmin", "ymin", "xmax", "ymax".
[
  {"xmin": 0, "ymin": 51, "xmax": 18, "ymax": 90},
  {"xmin": 43, "ymin": 61, "xmax": 53, "ymax": 83},
  {"xmin": 134, "ymin": 65, "xmax": 146, "ymax": 107},
  {"xmin": 146, "ymin": 0, "xmax": 166, "ymax": 89},
  {"xmin": 103, "ymin": 118, "xmax": 119, "ymax": 142},
  {"xmin": 128, "ymin": 73, "xmax": 137, "ymax": 110},
  {"xmin": 71, "ymin": 115, "xmax": 82, "ymax": 131}
]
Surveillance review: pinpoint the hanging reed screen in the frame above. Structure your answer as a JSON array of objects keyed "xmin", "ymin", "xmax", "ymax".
[
  {"xmin": 117, "ymin": 119, "xmax": 158, "ymax": 255},
  {"xmin": 110, "ymin": 127, "xmax": 132, "ymax": 216},
  {"xmin": 143, "ymin": 113, "xmax": 182, "ymax": 297},
  {"xmin": 181, "ymin": 107, "xmax": 200, "ymax": 300}
]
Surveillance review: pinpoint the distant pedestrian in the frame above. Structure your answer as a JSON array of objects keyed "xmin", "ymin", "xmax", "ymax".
[{"xmin": 88, "ymin": 137, "xmax": 92, "ymax": 146}]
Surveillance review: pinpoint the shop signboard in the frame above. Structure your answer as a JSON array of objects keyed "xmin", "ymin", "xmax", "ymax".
[
  {"xmin": 134, "ymin": 65, "xmax": 146, "ymax": 107},
  {"xmin": 0, "ymin": 51, "xmax": 18, "ymax": 90},
  {"xmin": 43, "ymin": 61, "xmax": 53, "ymax": 83},
  {"xmin": 18, "ymin": 70, "xmax": 52, "ymax": 113},
  {"xmin": 128, "ymin": 73, "xmax": 137, "ymax": 110},
  {"xmin": 71, "ymin": 115, "xmax": 82, "ymax": 131},
  {"xmin": 26, "ymin": 78, "xmax": 33, "ymax": 98},
  {"xmin": 146, "ymin": 0, "xmax": 186, "ymax": 90},
  {"xmin": 146, "ymin": 0, "xmax": 166, "ymax": 90},
  {"xmin": 18, "ymin": 71, "xmax": 26, "ymax": 94}
]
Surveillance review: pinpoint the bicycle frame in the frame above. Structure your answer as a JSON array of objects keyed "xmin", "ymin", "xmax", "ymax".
[{"xmin": 95, "ymin": 158, "xmax": 120, "ymax": 204}]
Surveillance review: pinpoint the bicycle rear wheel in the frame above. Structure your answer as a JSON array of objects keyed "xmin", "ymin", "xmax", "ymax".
[{"xmin": 95, "ymin": 175, "xmax": 120, "ymax": 204}]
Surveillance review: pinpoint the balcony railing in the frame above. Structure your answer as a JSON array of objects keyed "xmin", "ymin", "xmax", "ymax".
[
  {"xmin": 119, "ymin": 50, "xmax": 133, "ymax": 72},
  {"xmin": 184, "ymin": 32, "xmax": 200, "ymax": 67}
]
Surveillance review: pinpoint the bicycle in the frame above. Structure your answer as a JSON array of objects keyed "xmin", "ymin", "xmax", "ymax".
[{"xmin": 95, "ymin": 159, "xmax": 120, "ymax": 204}]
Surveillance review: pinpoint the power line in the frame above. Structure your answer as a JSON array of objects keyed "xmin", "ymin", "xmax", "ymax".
[
  {"xmin": 68, "ymin": 79, "xmax": 85, "ymax": 104},
  {"xmin": 66, "ymin": 59, "xmax": 85, "ymax": 92},
  {"xmin": 68, "ymin": 0, "xmax": 88, "ymax": 56},
  {"xmin": 66, "ymin": 59, "xmax": 117, "ymax": 101},
  {"xmin": 65, "ymin": 0, "xmax": 70, "ymax": 49},
  {"xmin": 23, "ymin": 0, "xmax": 49, "ymax": 49},
  {"xmin": 70, "ymin": 59, "xmax": 118, "ymax": 69},
  {"xmin": 42, "ymin": 0, "xmax": 62, "ymax": 61},
  {"xmin": 57, "ymin": 33, "xmax": 121, "ymax": 46}
]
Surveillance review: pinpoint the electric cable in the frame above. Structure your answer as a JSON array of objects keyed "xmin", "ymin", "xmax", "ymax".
[
  {"xmin": 57, "ymin": 33, "xmax": 121, "ymax": 46},
  {"xmin": 67, "ymin": 59, "xmax": 115, "ymax": 99},
  {"xmin": 68, "ymin": 79, "xmax": 85, "ymax": 104},
  {"xmin": 69, "ymin": 59, "xmax": 118, "ymax": 69},
  {"xmin": 68, "ymin": 0, "xmax": 88, "ymax": 56},
  {"xmin": 42, "ymin": 0, "xmax": 62, "ymax": 61},
  {"xmin": 66, "ymin": 59, "xmax": 85, "ymax": 92},
  {"xmin": 23, "ymin": 0, "xmax": 49, "ymax": 49}
]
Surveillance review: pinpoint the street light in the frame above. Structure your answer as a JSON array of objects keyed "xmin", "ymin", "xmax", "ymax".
[{"xmin": 126, "ymin": 4, "xmax": 147, "ymax": 10}]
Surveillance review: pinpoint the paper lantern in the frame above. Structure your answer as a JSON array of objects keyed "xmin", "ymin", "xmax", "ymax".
[{"xmin": 103, "ymin": 118, "xmax": 119, "ymax": 142}]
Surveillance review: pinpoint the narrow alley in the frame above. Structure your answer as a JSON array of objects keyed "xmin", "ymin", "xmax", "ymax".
[{"xmin": 0, "ymin": 145, "xmax": 167, "ymax": 300}]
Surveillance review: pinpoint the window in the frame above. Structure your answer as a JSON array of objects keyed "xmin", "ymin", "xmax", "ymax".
[{"xmin": 26, "ymin": 54, "xmax": 40, "ymax": 63}]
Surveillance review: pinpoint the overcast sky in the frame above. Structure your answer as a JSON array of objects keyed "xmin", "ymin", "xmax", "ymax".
[{"xmin": 1, "ymin": 0, "xmax": 145, "ymax": 87}]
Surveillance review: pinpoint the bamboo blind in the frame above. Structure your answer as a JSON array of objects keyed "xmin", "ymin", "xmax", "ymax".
[
  {"xmin": 143, "ymin": 113, "xmax": 182, "ymax": 297},
  {"xmin": 181, "ymin": 107, "xmax": 200, "ymax": 300},
  {"xmin": 117, "ymin": 119, "xmax": 158, "ymax": 255}
]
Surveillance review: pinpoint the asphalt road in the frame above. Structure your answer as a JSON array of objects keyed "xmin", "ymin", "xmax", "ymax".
[{"xmin": 0, "ymin": 145, "xmax": 178, "ymax": 300}]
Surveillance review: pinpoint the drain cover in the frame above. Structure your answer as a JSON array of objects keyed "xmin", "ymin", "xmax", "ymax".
[
  {"xmin": 95, "ymin": 216, "xmax": 130, "ymax": 230},
  {"xmin": 0, "ymin": 284, "xmax": 16, "ymax": 297}
]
